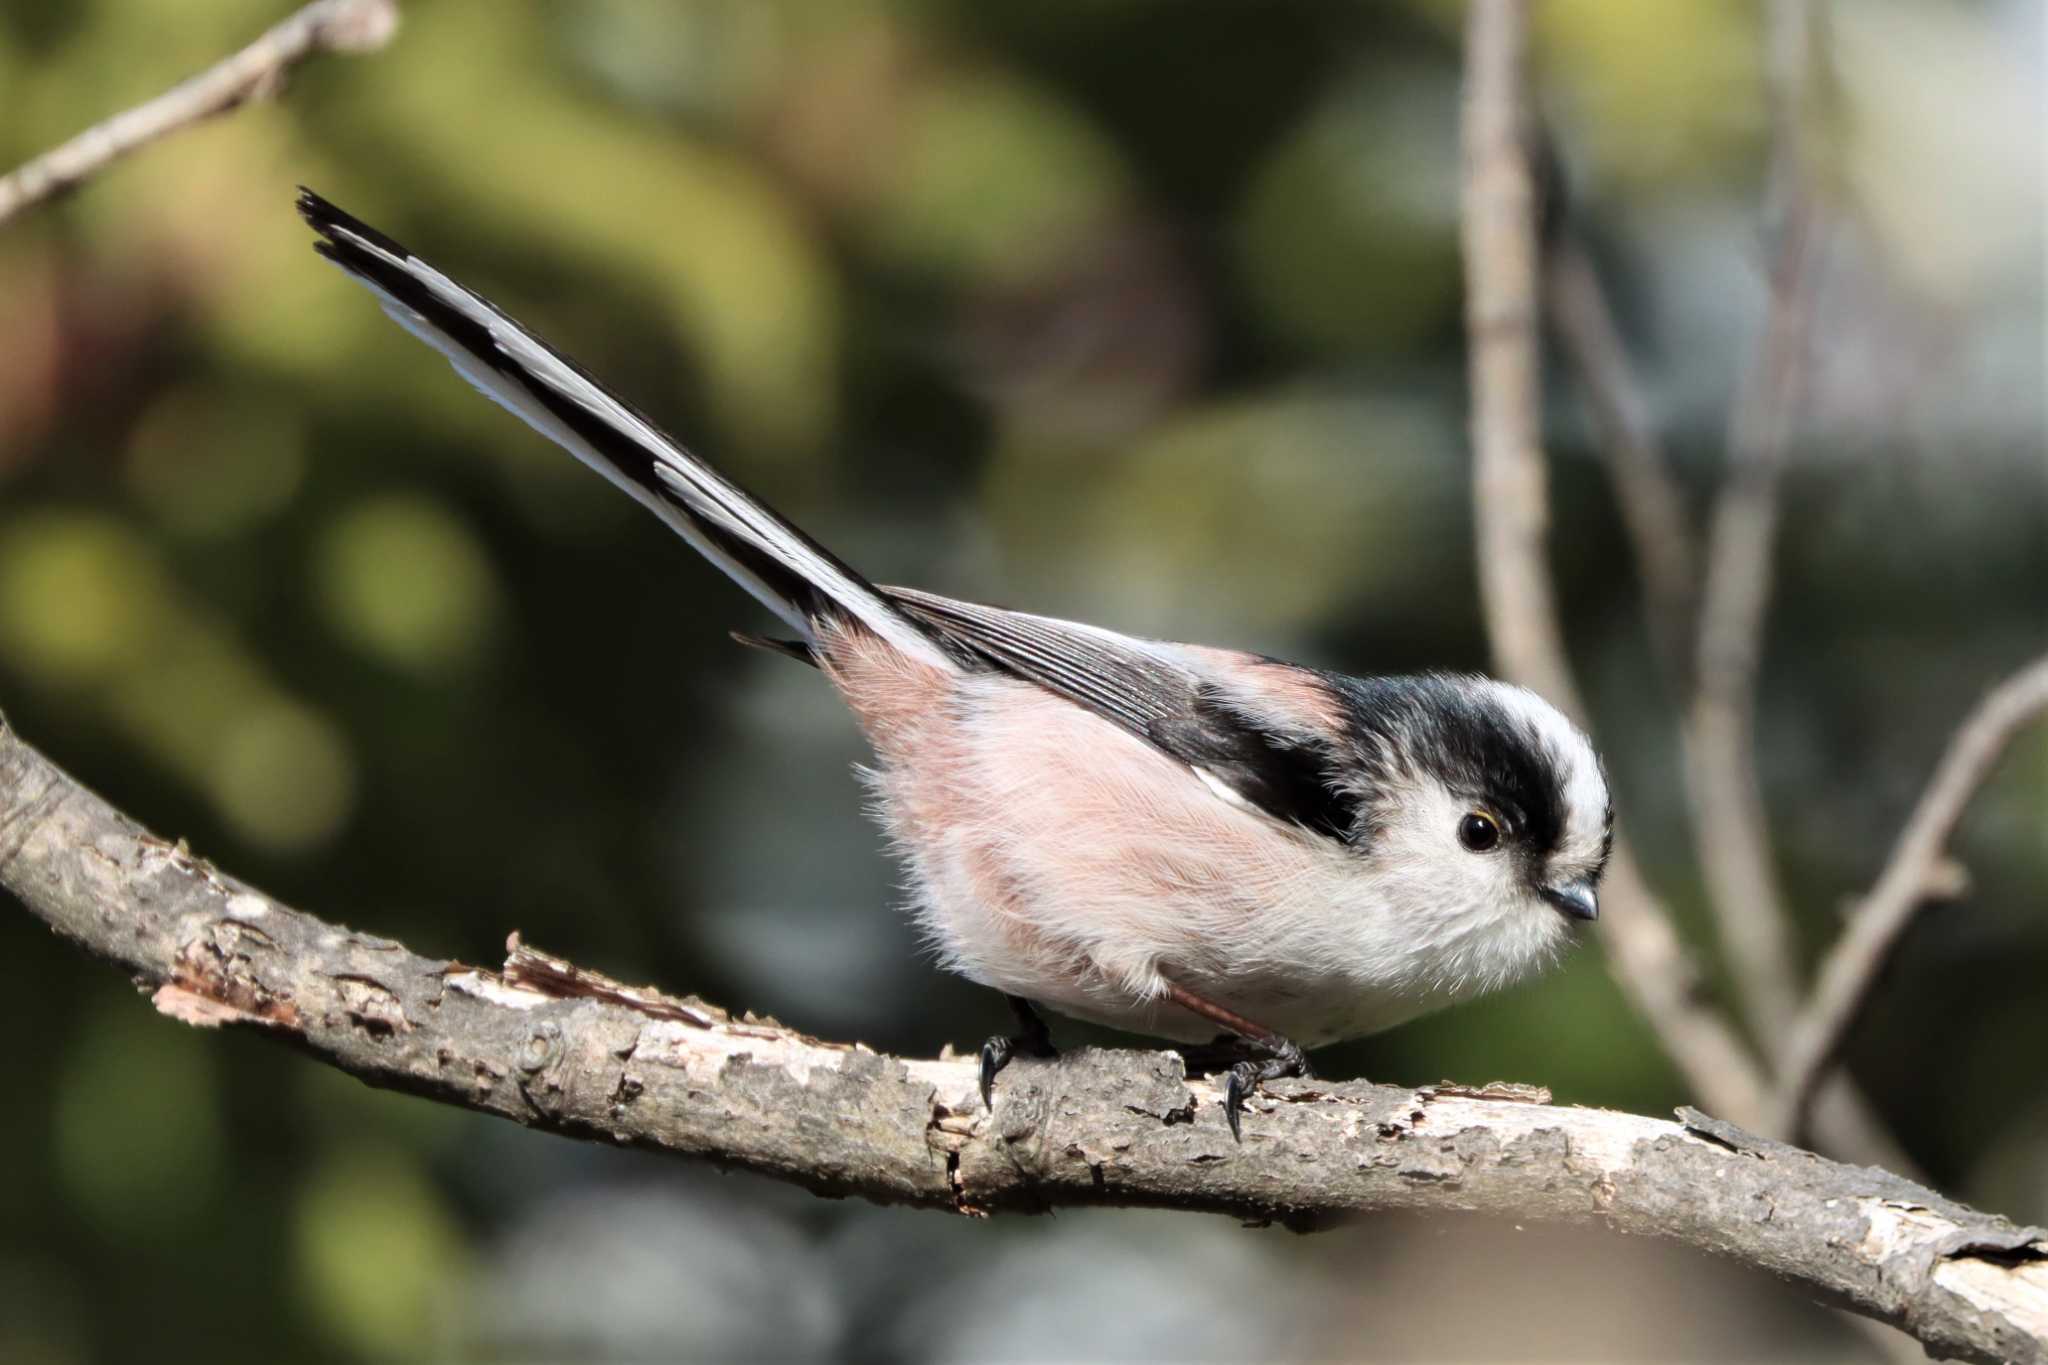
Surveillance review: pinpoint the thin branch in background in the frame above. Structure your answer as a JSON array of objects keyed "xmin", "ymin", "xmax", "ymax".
[
  {"xmin": 1460, "ymin": 0, "xmax": 1773, "ymax": 1130},
  {"xmin": 1461, "ymin": 0, "xmax": 1570, "ymax": 711},
  {"xmin": 1, "ymin": 722, "xmax": 2043, "ymax": 1361},
  {"xmin": 1537, "ymin": 6, "xmax": 1913, "ymax": 1181},
  {"xmin": 1544, "ymin": 234, "xmax": 1698, "ymax": 692},
  {"xmin": 1680, "ymin": 0, "xmax": 1822, "ymax": 1046},
  {"xmin": 1777, "ymin": 655, "xmax": 2048, "ymax": 1138},
  {"xmin": 0, "ymin": 0, "xmax": 399, "ymax": 227},
  {"xmin": 1763, "ymin": 0, "xmax": 1816, "ymax": 239}
]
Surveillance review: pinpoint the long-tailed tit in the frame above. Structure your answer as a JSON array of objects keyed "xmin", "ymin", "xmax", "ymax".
[{"xmin": 299, "ymin": 190, "xmax": 1612, "ymax": 1139}]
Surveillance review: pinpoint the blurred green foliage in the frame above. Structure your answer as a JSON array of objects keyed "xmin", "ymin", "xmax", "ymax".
[
  {"xmin": 54, "ymin": 1000, "xmax": 227, "ymax": 1241},
  {"xmin": 293, "ymin": 1145, "xmax": 469, "ymax": 1358},
  {"xmin": 0, "ymin": 0, "xmax": 2041, "ymax": 1360}
]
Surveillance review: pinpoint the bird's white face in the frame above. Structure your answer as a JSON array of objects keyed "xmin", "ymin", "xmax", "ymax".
[{"xmin": 1339, "ymin": 677, "xmax": 1612, "ymax": 988}]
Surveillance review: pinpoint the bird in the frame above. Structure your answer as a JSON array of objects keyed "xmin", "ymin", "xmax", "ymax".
[{"xmin": 297, "ymin": 188, "xmax": 1612, "ymax": 1140}]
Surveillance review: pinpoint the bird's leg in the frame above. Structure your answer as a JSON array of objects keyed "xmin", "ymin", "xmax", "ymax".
[
  {"xmin": 978, "ymin": 994, "xmax": 1057, "ymax": 1109},
  {"xmin": 1161, "ymin": 981, "xmax": 1312, "ymax": 1141}
]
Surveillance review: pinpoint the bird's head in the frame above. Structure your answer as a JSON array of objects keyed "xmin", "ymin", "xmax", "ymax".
[{"xmin": 1336, "ymin": 674, "xmax": 1612, "ymax": 952}]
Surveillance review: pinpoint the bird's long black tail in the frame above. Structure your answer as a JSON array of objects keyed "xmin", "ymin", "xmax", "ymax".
[{"xmin": 296, "ymin": 188, "xmax": 954, "ymax": 671}]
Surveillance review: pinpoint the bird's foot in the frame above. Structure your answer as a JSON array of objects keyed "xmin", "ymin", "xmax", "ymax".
[
  {"xmin": 1223, "ymin": 1037, "xmax": 1312, "ymax": 1142},
  {"xmin": 1153, "ymin": 980, "xmax": 1314, "ymax": 1141},
  {"xmin": 979, "ymin": 995, "xmax": 1057, "ymax": 1109}
]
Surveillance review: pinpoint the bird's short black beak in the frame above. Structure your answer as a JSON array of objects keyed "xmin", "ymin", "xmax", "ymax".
[{"xmin": 1541, "ymin": 880, "xmax": 1599, "ymax": 922}]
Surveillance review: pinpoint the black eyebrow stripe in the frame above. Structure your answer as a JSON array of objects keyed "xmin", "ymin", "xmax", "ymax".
[{"xmin": 1328, "ymin": 674, "xmax": 1570, "ymax": 858}]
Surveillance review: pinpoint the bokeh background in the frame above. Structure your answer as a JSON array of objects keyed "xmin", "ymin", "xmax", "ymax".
[{"xmin": 2, "ymin": 1, "xmax": 2043, "ymax": 1360}]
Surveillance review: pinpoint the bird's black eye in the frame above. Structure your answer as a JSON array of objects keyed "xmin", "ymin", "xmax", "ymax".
[{"xmin": 1458, "ymin": 811, "xmax": 1501, "ymax": 853}]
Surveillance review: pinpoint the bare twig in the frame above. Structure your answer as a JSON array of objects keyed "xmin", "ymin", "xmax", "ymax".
[
  {"xmin": 1460, "ymin": 0, "xmax": 1772, "ymax": 1129},
  {"xmin": 1544, "ymin": 234, "xmax": 1698, "ymax": 690},
  {"xmin": 1682, "ymin": 200, "xmax": 1819, "ymax": 1042},
  {"xmin": 1763, "ymin": 0, "xmax": 1816, "ymax": 235},
  {"xmin": 1462, "ymin": 0, "xmax": 1570, "ymax": 710},
  {"xmin": 1680, "ymin": 0, "xmax": 1823, "ymax": 1047},
  {"xmin": 0, "ymin": 0, "xmax": 399, "ymax": 227},
  {"xmin": 1777, "ymin": 655, "xmax": 2048, "ymax": 1137},
  {"xmin": 1679, "ymin": 0, "xmax": 1826, "ymax": 1055},
  {"xmin": 1, "ymin": 722, "xmax": 2043, "ymax": 1361}
]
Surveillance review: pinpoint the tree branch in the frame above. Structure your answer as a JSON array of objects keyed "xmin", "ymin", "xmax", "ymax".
[
  {"xmin": 2, "ymin": 720, "xmax": 2045, "ymax": 1360},
  {"xmin": 1679, "ymin": 0, "xmax": 1821, "ymax": 1047},
  {"xmin": 1544, "ymin": 232, "xmax": 1698, "ymax": 693},
  {"xmin": 0, "ymin": 0, "xmax": 399, "ymax": 227},
  {"xmin": 1461, "ymin": 0, "xmax": 1569, "ymax": 712},
  {"xmin": 1459, "ymin": 0, "xmax": 1773, "ymax": 1131},
  {"xmin": 1776, "ymin": 655, "xmax": 2048, "ymax": 1137}
]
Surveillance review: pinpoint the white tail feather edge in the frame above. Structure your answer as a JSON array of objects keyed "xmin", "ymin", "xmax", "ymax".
[{"xmin": 314, "ymin": 216, "xmax": 956, "ymax": 672}]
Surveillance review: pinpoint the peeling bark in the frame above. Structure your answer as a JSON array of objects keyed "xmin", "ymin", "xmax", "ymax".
[{"xmin": 2, "ymin": 723, "xmax": 2044, "ymax": 1362}]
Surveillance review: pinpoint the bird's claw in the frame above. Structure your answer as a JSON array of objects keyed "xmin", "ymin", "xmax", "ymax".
[
  {"xmin": 978, "ymin": 1036, "xmax": 1015, "ymax": 1110},
  {"xmin": 979, "ymin": 996, "xmax": 1057, "ymax": 1110},
  {"xmin": 1222, "ymin": 1040, "xmax": 1311, "ymax": 1142}
]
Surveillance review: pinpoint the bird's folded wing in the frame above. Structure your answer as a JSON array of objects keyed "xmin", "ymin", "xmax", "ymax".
[{"xmin": 884, "ymin": 588, "xmax": 1358, "ymax": 840}]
